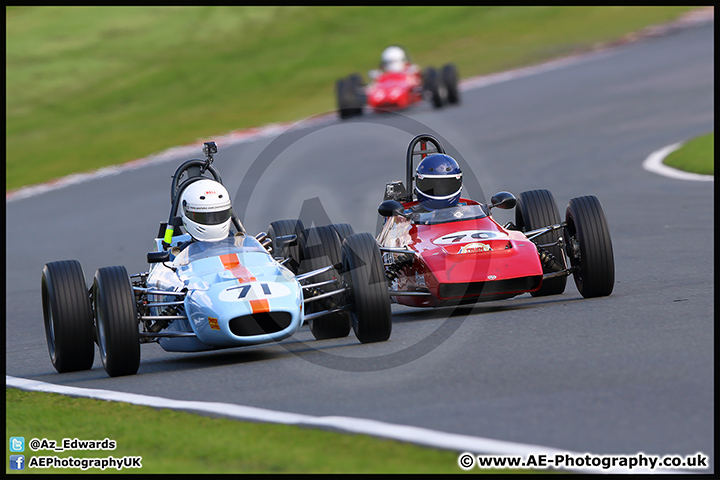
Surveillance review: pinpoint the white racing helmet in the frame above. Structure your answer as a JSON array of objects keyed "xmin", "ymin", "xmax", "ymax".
[
  {"xmin": 180, "ymin": 179, "xmax": 233, "ymax": 242},
  {"xmin": 381, "ymin": 46, "xmax": 408, "ymax": 72}
]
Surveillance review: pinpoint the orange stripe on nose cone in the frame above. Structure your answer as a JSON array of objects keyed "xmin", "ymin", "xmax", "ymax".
[
  {"xmin": 249, "ymin": 299, "xmax": 270, "ymax": 314},
  {"xmin": 219, "ymin": 254, "xmax": 256, "ymax": 283}
]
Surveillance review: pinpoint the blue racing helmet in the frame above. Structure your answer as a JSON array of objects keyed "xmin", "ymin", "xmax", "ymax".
[{"xmin": 414, "ymin": 153, "xmax": 463, "ymax": 210}]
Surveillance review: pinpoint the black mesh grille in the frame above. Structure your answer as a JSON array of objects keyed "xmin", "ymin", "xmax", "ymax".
[
  {"xmin": 438, "ymin": 277, "xmax": 541, "ymax": 298},
  {"xmin": 228, "ymin": 312, "xmax": 292, "ymax": 336}
]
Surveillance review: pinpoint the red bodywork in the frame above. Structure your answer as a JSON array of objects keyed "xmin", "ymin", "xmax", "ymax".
[
  {"xmin": 377, "ymin": 198, "xmax": 544, "ymax": 307},
  {"xmin": 366, "ymin": 69, "xmax": 424, "ymax": 112}
]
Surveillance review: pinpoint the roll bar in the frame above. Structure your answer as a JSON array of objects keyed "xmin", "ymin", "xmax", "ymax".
[
  {"xmin": 404, "ymin": 134, "xmax": 445, "ymax": 202},
  {"xmin": 161, "ymin": 142, "xmax": 245, "ymax": 246}
]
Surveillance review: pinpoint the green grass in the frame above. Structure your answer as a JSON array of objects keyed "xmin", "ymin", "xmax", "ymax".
[
  {"xmin": 663, "ymin": 132, "xmax": 714, "ymax": 175},
  {"xmin": 5, "ymin": 388, "xmax": 546, "ymax": 474},
  {"xmin": 6, "ymin": 6, "xmax": 701, "ymax": 191}
]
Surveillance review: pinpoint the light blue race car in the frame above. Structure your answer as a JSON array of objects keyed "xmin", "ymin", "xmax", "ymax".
[{"xmin": 41, "ymin": 142, "xmax": 392, "ymax": 377}]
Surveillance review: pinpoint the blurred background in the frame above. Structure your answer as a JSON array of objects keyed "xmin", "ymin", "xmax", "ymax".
[{"xmin": 5, "ymin": 6, "xmax": 702, "ymax": 192}]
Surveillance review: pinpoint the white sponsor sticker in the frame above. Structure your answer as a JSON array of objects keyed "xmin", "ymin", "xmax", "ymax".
[
  {"xmin": 218, "ymin": 282, "xmax": 291, "ymax": 302},
  {"xmin": 433, "ymin": 230, "xmax": 507, "ymax": 245}
]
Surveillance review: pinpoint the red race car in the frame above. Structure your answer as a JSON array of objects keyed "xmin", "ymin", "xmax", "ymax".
[
  {"xmin": 376, "ymin": 134, "xmax": 615, "ymax": 307},
  {"xmin": 336, "ymin": 46, "xmax": 460, "ymax": 120}
]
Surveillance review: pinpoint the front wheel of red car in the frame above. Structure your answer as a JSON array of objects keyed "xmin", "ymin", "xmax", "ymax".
[
  {"xmin": 341, "ymin": 233, "xmax": 392, "ymax": 344},
  {"xmin": 93, "ymin": 266, "xmax": 140, "ymax": 377},
  {"xmin": 564, "ymin": 196, "xmax": 615, "ymax": 298},
  {"xmin": 336, "ymin": 78, "xmax": 353, "ymax": 120},
  {"xmin": 346, "ymin": 73, "xmax": 365, "ymax": 117}
]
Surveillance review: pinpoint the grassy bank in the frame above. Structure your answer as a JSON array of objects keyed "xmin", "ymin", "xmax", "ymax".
[
  {"xmin": 663, "ymin": 132, "xmax": 714, "ymax": 175},
  {"xmin": 6, "ymin": 388, "xmax": 545, "ymax": 474},
  {"xmin": 6, "ymin": 6, "xmax": 700, "ymax": 191}
]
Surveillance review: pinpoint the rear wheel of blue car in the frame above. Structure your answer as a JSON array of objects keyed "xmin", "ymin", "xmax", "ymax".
[
  {"xmin": 565, "ymin": 196, "xmax": 615, "ymax": 298},
  {"xmin": 268, "ymin": 219, "xmax": 305, "ymax": 274},
  {"xmin": 41, "ymin": 260, "xmax": 95, "ymax": 373},
  {"xmin": 342, "ymin": 233, "xmax": 392, "ymax": 343},
  {"xmin": 93, "ymin": 266, "xmax": 140, "ymax": 377},
  {"xmin": 300, "ymin": 225, "xmax": 352, "ymax": 340},
  {"xmin": 331, "ymin": 223, "xmax": 355, "ymax": 243},
  {"xmin": 516, "ymin": 189, "xmax": 568, "ymax": 297}
]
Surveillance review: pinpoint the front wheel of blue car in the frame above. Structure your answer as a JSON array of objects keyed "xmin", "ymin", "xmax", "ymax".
[
  {"xmin": 41, "ymin": 260, "xmax": 95, "ymax": 373},
  {"xmin": 93, "ymin": 266, "xmax": 140, "ymax": 377},
  {"xmin": 342, "ymin": 233, "xmax": 392, "ymax": 344}
]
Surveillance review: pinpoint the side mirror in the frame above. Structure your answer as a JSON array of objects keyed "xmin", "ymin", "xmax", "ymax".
[
  {"xmin": 274, "ymin": 234, "xmax": 297, "ymax": 247},
  {"xmin": 489, "ymin": 191, "xmax": 517, "ymax": 210},
  {"xmin": 147, "ymin": 251, "xmax": 171, "ymax": 263},
  {"xmin": 378, "ymin": 199, "xmax": 405, "ymax": 218}
]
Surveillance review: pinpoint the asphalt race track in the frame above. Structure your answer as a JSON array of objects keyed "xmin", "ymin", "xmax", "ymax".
[{"xmin": 6, "ymin": 19, "xmax": 713, "ymax": 472}]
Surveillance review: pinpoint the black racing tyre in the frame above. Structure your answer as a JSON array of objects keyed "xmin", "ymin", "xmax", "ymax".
[
  {"xmin": 93, "ymin": 266, "xmax": 140, "ymax": 377},
  {"xmin": 299, "ymin": 226, "xmax": 351, "ymax": 340},
  {"xmin": 346, "ymin": 73, "xmax": 365, "ymax": 116},
  {"xmin": 331, "ymin": 223, "xmax": 356, "ymax": 243},
  {"xmin": 341, "ymin": 233, "xmax": 392, "ymax": 343},
  {"xmin": 515, "ymin": 189, "xmax": 568, "ymax": 296},
  {"xmin": 441, "ymin": 63, "xmax": 460, "ymax": 105},
  {"xmin": 268, "ymin": 219, "xmax": 305, "ymax": 274},
  {"xmin": 423, "ymin": 67, "xmax": 444, "ymax": 109},
  {"xmin": 564, "ymin": 196, "xmax": 615, "ymax": 298},
  {"xmin": 336, "ymin": 78, "xmax": 351, "ymax": 120},
  {"xmin": 41, "ymin": 260, "xmax": 95, "ymax": 373}
]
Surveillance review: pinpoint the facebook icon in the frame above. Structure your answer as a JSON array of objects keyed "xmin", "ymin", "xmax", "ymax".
[{"xmin": 10, "ymin": 455, "xmax": 25, "ymax": 470}]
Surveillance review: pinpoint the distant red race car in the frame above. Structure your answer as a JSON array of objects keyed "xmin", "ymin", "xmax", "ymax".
[
  {"xmin": 376, "ymin": 134, "xmax": 615, "ymax": 307},
  {"xmin": 336, "ymin": 56, "xmax": 459, "ymax": 119}
]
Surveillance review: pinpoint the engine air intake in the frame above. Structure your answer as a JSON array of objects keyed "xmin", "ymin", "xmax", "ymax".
[
  {"xmin": 438, "ymin": 277, "xmax": 541, "ymax": 298},
  {"xmin": 228, "ymin": 312, "xmax": 292, "ymax": 336}
]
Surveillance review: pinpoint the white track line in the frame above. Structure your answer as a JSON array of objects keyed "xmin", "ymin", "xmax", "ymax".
[
  {"xmin": 6, "ymin": 375, "xmax": 690, "ymax": 474},
  {"xmin": 6, "ymin": 7, "xmax": 714, "ymax": 203},
  {"xmin": 642, "ymin": 143, "xmax": 714, "ymax": 181}
]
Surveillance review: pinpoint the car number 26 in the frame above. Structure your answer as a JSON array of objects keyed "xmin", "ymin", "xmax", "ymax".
[{"xmin": 433, "ymin": 230, "xmax": 504, "ymax": 245}]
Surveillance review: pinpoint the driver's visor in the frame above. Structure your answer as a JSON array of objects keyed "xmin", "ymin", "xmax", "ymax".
[
  {"xmin": 416, "ymin": 174, "xmax": 462, "ymax": 197},
  {"xmin": 184, "ymin": 207, "xmax": 232, "ymax": 225}
]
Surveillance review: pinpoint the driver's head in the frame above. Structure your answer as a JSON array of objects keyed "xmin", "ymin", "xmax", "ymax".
[
  {"xmin": 415, "ymin": 153, "xmax": 463, "ymax": 210},
  {"xmin": 380, "ymin": 45, "xmax": 409, "ymax": 72},
  {"xmin": 180, "ymin": 179, "xmax": 232, "ymax": 242}
]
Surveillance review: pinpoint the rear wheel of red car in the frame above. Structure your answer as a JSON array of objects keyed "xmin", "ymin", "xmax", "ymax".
[
  {"xmin": 565, "ymin": 196, "xmax": 615, "ymax": 298},
  {"xmin": 341, "ymin": 233, "xmax": 392, "ymax": 344},
  {"xmin": 423, "ymin": 67, "xmax": 445, "ymax": 109},
  {"xmin": 93, "ymin": 266, "xmax": 140, "ymax": 377},
  {"xmin": 268, "ymin": 219, "xmax": 305, "ymax": 274},
  {"xmin": 42, "ymin": 260, "xmax": 95, "ymax": 373},
  {"xmin": 299, "ymin": 226, "xmax": 351, "ymax": 340},
  {"xmin": 515, "ymin": 189, "xmax": 568, "ymax": 296},
  {"xmin": 441, "ymin": 63, "xmax": 460, "ymax": 105}
]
